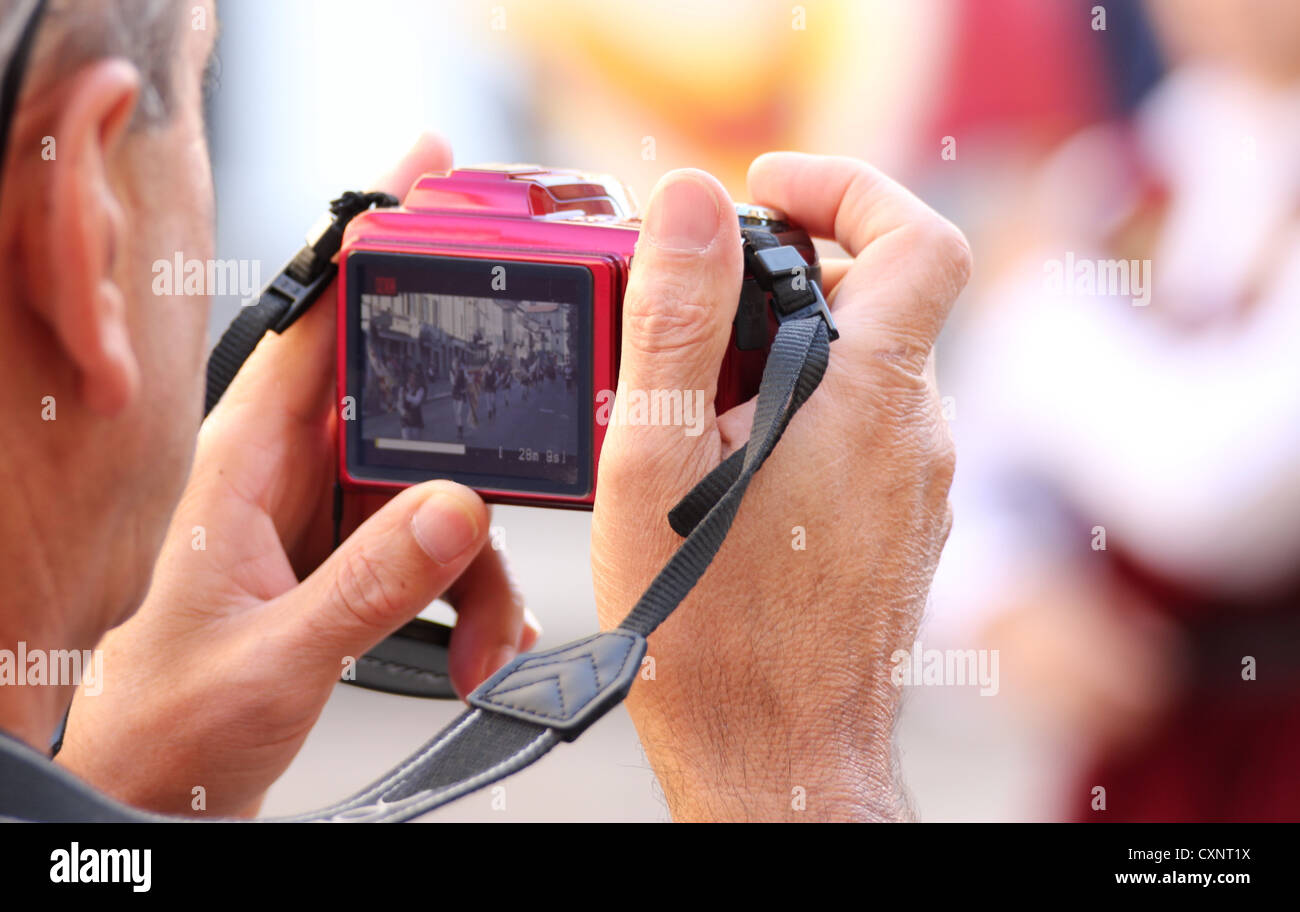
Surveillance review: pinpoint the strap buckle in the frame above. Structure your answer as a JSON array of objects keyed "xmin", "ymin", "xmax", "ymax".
[
  {"xmin": 266, "ymin": 191, "xmax": 402, "ymax": 334},
  {"xmin": 264, "ymin": 267, "xmax": 336, "ymax": 334},
  {"xmin": 774, "ymin": 277, "xmax": 837, "ymax": 339},
  {"xmin": 743, "ymin": 232, "xmax": 840, "ymax": 341}
]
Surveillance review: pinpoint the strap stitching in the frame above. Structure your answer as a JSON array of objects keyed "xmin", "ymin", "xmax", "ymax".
[
  {"xmin": 361, "ymin": 731, "xmax": 556, "ymax": 823},
  {"xmin": 268, "ymin": 709, "xmax": 484, "ymax": 822},
  {"xmin": 357, "ymin": 655, "xmax": 450, "ymax": 684},
  {"xmin": 474, "ymin": 632, "xmax": 641, "ymax": 724}
]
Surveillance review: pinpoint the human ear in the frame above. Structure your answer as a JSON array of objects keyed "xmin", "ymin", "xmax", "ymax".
[{"xmin": 40, "ymin": 59, "xmax": 141, "ymax": 416}]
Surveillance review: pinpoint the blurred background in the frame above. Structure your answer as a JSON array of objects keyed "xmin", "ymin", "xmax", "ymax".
[{"xmin": 203, "ymin": 0, "xmax": 1300, "ymax": 821}]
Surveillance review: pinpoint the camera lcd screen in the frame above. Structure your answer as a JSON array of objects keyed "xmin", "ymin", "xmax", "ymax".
[{"xmin": 344, "ymin": 252, "xmax": 593, "ymax": 497}]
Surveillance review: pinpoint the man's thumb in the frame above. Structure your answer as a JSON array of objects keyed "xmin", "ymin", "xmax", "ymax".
[
  {"xmin": 619, "ymin": 169, "xmax": 742, "ymax": 398},
  {"xmin": 289, "ymin": 481, "xmax": 487, "ymax": 662}
]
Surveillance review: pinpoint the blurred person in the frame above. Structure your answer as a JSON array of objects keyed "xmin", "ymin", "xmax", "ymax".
[
  {"xmin": 916, "ymin": 0, "xmax": 1162, "ymax": 338},
  {"xmin": 450, "ymin": 355, "xmax": 470, "ymax": 438},
  {"xmin": 482, "ymin": 348, "xmax": 497, "ymax": 420},
  {"xmin": 496, "ymin": 353, "xmax": 511, "ymax": 409},
  {"xmin": 398, "ymin": 367, "xmax": 426, "ymax": 440},
  {"xmin": 932, "ymin": 0, "xmax": 1300, "ymax": 821},
  {"xmin": 0, "ymin": 0, "xmax": 969, "ymax": 821}
]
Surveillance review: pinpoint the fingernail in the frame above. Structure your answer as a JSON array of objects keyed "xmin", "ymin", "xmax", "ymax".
[
  {"xmin": 644, "ymin": 173, "xmax": 721, "ymax": 252},
  {"xmin": 411, "ymin": 486, "xmax": 481, "ymax": 564},
  {"xmin": 483, "ymin": 644, "xmax": 517, "ymax": 683}
]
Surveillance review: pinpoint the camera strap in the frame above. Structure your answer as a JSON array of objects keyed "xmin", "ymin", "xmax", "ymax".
[
  {"xmin": 190, "ymin": 196, "xmax": 836, "ymax": 821},
  {"xmin": 205, "ymin": 190, "xmax": 399, "ymax": 411}
]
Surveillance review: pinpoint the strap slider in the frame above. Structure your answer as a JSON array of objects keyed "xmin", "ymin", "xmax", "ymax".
[
  {"xmin": 263, "ymin": 191, "xmax": 402, "ymax": 335},
  {"xmin": 468, "ymin": 631, "xmax": 647, "ymax": 741},
  {"xmin": 265, "ymin": 267, "xmax": 335, "ymax": 334},
  {"xmin": 744, "ymin": 234, "xmax": 840, "ymax": 341},
  {"xmin": 773, "ymin": 280, "xmax": 838, "ymax": 341}
]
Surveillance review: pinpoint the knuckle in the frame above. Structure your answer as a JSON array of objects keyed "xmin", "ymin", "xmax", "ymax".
[
  {"xmin": 920, "ymin": 401, "xmax": 956, "ymax": 556},
  {"xmin": 839, "ymin": 162, "xmax": 886, "ymax": 232},
  {"xmin": 868, "ymin": 328, "xmax": 935, "ymax": 377},
  {"xmin": 839, "ymin": 366, "xmax": 955, "ymax": 490},
  {"xmin": 930, "ymin": 423, "xmax": 957, "ymax": 495},
  {"xmin": 331, "ymin": 546, "xmax": 402, "ymax": 632},
  {"xmin": 839, "ymin": 340, "xmax": 932, "ymax": 402},
  {"xmin": 596, "ymin": 429, "xmax": 705, "ymax": 512},
  {"xmin": 913, "ymin": 391, "xmax": 957, "ymax": 495},
  {"xmin": 893, "ymin": 216, "xmax": 973, "ymax": 298},
  {"xmin": 623, "ymin": 273, "xmax": 718, "ymax": 358},
  {"xmin": 936, "ymin": 498, "xmax": 955, "ymax": 553},
  {"xmin": 920, "ymin": 217, "xmax": 974, "ymax": 294},
  {"xmin": 863, "ymin": 217, "xmax": 969, "ymax": 360}
]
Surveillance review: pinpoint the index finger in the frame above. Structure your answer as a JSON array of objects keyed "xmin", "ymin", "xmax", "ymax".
[
  {"xmin": 747, "ymin": 152, "xmax": 937, "ymax": 259},
  {"xmin": 747, "ymin": 151, "xmax": 971, "ymax": 355}
]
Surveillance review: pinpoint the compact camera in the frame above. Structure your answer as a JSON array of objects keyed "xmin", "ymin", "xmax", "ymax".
[{"xmin": 336, "ymin": 164, "xmax": 822, "ymax": 511}]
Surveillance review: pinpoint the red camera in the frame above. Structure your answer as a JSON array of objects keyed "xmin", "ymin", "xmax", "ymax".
[{"xmin": 335, "ymin": 164, "xmax": 819, "ymax": 512}]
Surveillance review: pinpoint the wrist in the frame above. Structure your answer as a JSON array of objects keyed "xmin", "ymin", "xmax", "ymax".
[{"xmin": 625, "ymin": 674, "xmax": 909, "ymax": 822}]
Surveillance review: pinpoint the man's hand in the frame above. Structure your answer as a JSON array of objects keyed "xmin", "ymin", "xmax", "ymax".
[
  {"xmin": 56, "ymin": 134, "xmax": 538, "ymax": 817},
  {"xmin": 591, "ymin": 154, "xmax": 970, "ymax": 821}
]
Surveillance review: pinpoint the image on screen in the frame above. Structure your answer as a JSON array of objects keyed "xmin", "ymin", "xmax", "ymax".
[{"xmin": 346, "ymin": 254, "xmax": 592, "ymax": 495}]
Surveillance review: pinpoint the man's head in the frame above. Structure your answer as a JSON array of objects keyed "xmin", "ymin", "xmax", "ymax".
[{"xmin": 0, "ymin": 0, "xmax": 218, "ymax": 639}]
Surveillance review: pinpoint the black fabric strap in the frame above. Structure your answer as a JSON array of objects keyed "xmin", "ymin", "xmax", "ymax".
[
  {"xmin": 269, "ymin": 710, "xmax": 556, "ymax": 822},
  {"xmin": 620, "ymin": 316, "xmax": 829, "ymax": 636},
  {"xmin": 666, "ymin": 317, "xmax": 826, "ymax": 538},
  {"xmin": 204, "ymin": 189, "xmax": 399, "ymax": 414},
  {"xmin": 3, "ymin": 714, "xmax": 554, "ymax": 823},
  {"xmin": 204, "ymin": 294, "xmax": 290, "ymax": 412},
  {"xmin": 351, "ymin": 618, "xmax": 455, "ymax": 699}
]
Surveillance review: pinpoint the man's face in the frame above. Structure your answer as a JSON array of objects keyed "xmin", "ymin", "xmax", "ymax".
[{"xmin": 100, "ymin": 2, "xmax": 219, "ymax": 618}]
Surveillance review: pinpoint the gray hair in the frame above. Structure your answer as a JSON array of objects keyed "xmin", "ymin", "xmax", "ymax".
[{"xmin": 0, "ymin": 0, "xmax": 186, "ymax": 127}]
